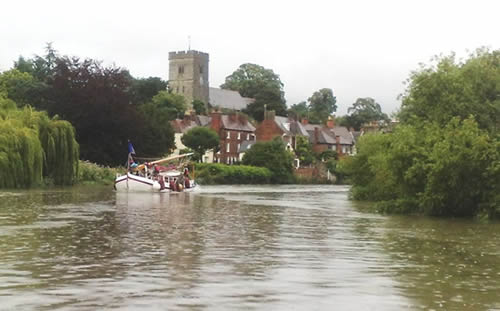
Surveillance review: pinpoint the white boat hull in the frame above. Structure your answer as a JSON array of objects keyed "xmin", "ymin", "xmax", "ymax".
[{"xmin": 114, "ymin": 173, "xmax": 199, "ymax": 193}]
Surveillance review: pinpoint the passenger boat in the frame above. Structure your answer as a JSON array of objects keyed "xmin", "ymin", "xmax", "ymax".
[{"xmin": 114, "ymin": 143, "xmax": 199, "ymax": 193}]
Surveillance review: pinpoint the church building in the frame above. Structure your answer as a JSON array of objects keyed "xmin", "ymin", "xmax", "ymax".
[{"xmin": 168, "ymin": 50, "xmax": 253, "ymax": 111}]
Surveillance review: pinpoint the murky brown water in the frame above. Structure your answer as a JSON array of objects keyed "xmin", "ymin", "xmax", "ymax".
[{"xmin": 0, "ymin": 185, "xmax": 499, "ymax": 310}]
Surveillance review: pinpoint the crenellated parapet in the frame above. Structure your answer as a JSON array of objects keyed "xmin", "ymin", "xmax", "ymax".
[{"xmin": 169, "ymin": 50, "xmax": 209, "ymax": 60}]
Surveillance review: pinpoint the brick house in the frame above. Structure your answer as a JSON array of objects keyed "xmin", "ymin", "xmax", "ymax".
[
  {"xmin": 254, "ymin": 111, "xmax": 309, "ymax": 150},
  {"xmin": 302, "ymin": 117, "xmax": 355, "ymax": 156},
  {"xmin": 210, "ymin": 111, "xmax": 256, "ymax": 164}
]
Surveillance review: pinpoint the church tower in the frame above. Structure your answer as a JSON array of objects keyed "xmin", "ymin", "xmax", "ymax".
[{"xmin": 168, "ymin": 50, "xmax": 209, "ymax": 109}]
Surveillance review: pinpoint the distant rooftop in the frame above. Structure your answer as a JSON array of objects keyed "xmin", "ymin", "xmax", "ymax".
[{"xmin": 209, "ymin": 88, "xmax": 254, "ymax": 111}]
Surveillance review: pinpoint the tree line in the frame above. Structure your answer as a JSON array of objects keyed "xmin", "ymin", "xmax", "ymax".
[{"xmin": 342, "ymin": 48, "xmax": 500, "ymax": 219}]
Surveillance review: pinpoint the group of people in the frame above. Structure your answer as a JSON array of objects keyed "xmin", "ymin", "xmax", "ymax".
[
  {"xmin": 128, "ymin": 156, "xmax": 192, "ymax": 192},
  {"xmin": 168, "ymin": 168, "xmax": 191, "ymax": 192}
]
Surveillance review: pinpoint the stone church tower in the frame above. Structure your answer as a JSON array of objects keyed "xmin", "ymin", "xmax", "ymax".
[{"xmin": 168, "ymin": 50, "xmax": 209, "ymax": 109}]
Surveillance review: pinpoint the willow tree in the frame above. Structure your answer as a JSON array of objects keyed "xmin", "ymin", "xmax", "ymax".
[{"xmin": 0, "ymin": 95, "xmax": 79, "ymax": 188}]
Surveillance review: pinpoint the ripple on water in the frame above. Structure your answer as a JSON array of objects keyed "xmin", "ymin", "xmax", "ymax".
[{"xmin": 0, "ymin": 185, "xmax": 499, "ymax": 310}]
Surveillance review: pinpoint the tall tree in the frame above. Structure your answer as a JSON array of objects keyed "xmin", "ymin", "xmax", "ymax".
[
  {"xmin": 344, "ymin": 97, "xmax": 389, "ymax": 131},
  {"xmin": 0, "ymin": 69, "xmax": 48, "ymax": 108},
  {"xmin": 129, "ymin": 76, "xmax": 168, "ymax": 106},
  {"xmin": 399, "ymin": 48, "xmax": 500, "ymax": 133},
  {"xmin": 287, "ymin": 101, "xmax": 309, "ymax": 120},
  {"xmin": 47, "ymin": 57, "xmax": 174, "ymax": 165},
  {"xmin": 308, "ymin": 88, "xmax": 337, "ymax": 123},
  {"xmin": 146, "ymin": 90, "xmax": 187, "ymax": 120},
  {"xmin": 221, "ymin": 63, "xmax": 287, "ymax": 121}
]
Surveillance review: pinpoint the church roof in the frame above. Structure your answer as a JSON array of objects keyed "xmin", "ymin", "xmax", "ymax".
[{"xmin": 209, "ymin": 88, "xmax": 254, "ymax": 111}]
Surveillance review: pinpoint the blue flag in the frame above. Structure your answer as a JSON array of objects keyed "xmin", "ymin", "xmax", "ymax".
[{"xmin": 128, "ymin": 141, "xmax": 136, "ymax": 155}]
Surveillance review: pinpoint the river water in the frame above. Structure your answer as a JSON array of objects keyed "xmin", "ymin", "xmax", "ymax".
[{"xmin": 0, "ymin": 185, "xmax": 499, "ymax": 310}]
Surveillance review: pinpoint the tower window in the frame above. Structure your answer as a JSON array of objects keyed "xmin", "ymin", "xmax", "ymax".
[
  {"xmin": 199, "ymin": 65, "xmax": 203, "ymax": 74},
  {"xmin": 178, "ymin": 65, "xmax": 184, "ymax": 74},
  {"xmin": 182, "ymin": 86, "xmax": 185, "ymax": 93}
]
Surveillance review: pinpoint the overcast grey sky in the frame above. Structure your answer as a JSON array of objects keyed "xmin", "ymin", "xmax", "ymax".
[{"xmin": 1, "ymin": 0, "xmax": 498, "ymax": 115}]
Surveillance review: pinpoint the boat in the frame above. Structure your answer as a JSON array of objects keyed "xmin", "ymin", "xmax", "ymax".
[{"xmin": 114, "ymin": 144, "xmax": 200, "ymax": 193}]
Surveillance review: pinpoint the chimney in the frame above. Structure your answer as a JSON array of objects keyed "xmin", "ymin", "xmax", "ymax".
[
  {"xmin": 327, "ymin": 116, "xmax": 335, "ymax": 129},
  {"xmin": 211, "ymin": 111, "xmax": 222, "ymax": 134},
  {"xmin": 265, "ymin": 110, "xmax": 276, "ymax": 121},
  {"xmin": 301, "ymin": 118, "xmax": 309, "ymax": 125},
  {"xmin": 314, "ymin": 127, "xmax": 320, "ymax": 144}
]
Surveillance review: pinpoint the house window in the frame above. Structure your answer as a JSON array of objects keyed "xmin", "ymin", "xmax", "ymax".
[
  {"xmin": 226, "ymin": 157, "xmax": 230, "ymax": 164},
  {"xmin": 237, "ymin": 132, "xmax": 241, "ymax": 140},
  {"xmin": 178, "ymin": 65, "xmax": 184, "ymax": 74},
  {"xmin": 246, "ymin": 133, "xmax": 250, "ymax": 140},
  {"xmin": 226, "ymin": 131, "xmax": 230, "ymax": 139},
  {"xmin": 226, "ymin": 143, "xmax": 230, "ymax": 152},
  {"xmin": 237, "ymin": 143, "xmax": 240, "ymax": 151}
]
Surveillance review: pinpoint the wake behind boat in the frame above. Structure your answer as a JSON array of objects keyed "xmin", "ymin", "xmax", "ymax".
[{"xmin": 114, "ymin": 141, "xmax": 199, "ymax": 193}]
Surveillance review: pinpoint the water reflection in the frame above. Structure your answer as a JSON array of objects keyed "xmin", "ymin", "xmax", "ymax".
[
  {"xmin": 0, "ymin": 185, "xmax": 499, "ymax": 310},
  {"xmin": 381, "ymin": 216, "xmax": 500, "ymax": 310}
]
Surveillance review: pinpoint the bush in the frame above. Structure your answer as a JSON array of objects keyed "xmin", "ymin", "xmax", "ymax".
[
  {"xmin": 77, "ymin": 160, "xmax": 120, "ymax": 185},
  {"xmin": 194, "ymin": 163, "xmax": 271, "ymax": 184},
  {"xmin": 345, "ymin": 118, "xmax": 500, "ymax": 218},
  {"xmin": 242, "ymin": 137, "xmax": 295, "ymax": 183}
]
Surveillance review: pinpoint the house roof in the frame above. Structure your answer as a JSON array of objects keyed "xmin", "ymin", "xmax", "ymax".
[
  {"xmin": 271, "ymin": 116, "xmax": 309, "ymax": 137},
  {"xmin": 221, "ymin": 114, "xmax": 256, "ymax": 132},
  {"xmin": 332, "ymin": 126, "xmax": 354, "ymax": 145},
  {"xmin": 303, "ymin": 124, "xmax": 354, "ymax": 145},
  {"xmin": 209, "ymin": 88, "xmax": 254, "ymax": 111},
  {"xmin": 170, "ymin": 115, "xmax": 212, "ymax": 134},
  {"xmin": 170, "ymin": 119, "xmax": 198, "ymax": 134}
]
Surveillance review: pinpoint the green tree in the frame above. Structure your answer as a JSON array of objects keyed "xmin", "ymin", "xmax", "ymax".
[
  {"xmin": 0, "ymin": 94, "xmax": 79, "ymax": 187},
  {"xmin": 346, "ymin": 118, "xmax": 500, "ymax": 218},
  {"xmin": 0, "ymin": 69, "xmax": 48, "ymax": 108},
  {"xmin": 344, "ymin": 97, "xmax": 389, "ymax": 131},
  {"xmin": 181, "ymin": 127, "xmax": 219, "ymax": 162},
  {"xmin": 308, "ymin": 88, "xmax": 337, "ymax": 123},
  {"xmin": 221, "ymin": 63, "xmax": 287, "ymax": 121},
  {"xmin": 129, "ymin": 76, "xmax": 168, "ymax": 106},
  {"xmin": 242, "ymin": 137, "xmax": 295, "ymax": 183},
  {"xmin": 192, "ymin": 99, "xmax": 207, "ymax": 115},
  {"xmin": 148, "ymin": 90, "xmax": 187, "ymax": 120},
  {"xmin": 295, "ymin": 135, "xmax": 315, "ymax": 166},
  {"xmin": 399, "ymin": 48, "xmax": 500, "ymax": 133},
  {"xmin": 287, "ymin": 101, "xmax": 309, "ymax": 120},
  {"xmin": 14, "ymin": 43, "xmax": 58, "ymax": 82}
]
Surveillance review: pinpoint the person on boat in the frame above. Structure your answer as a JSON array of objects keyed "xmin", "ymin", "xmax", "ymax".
[
  {"xmin": 152, "ymin": 164, "xmax": 159, "ymax": 178},
  {"xmin": 159, "ymin": 176, "xmax": 166, "ymax": 190},
  {"xmin": 169, "ymin": 178, "xmax": 176, "ymax": 192}
]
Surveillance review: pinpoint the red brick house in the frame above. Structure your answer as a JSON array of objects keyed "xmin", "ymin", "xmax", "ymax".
[
  {"xmin": 254, "ymin": 111, "xmax": 309, "ymax": 150},
  {"xmin": 302, "ymin": 117, "xmax": 355, "ymax": 156},
  {"xmin": 210, "ymin": 111, "xmax": 256, "ymax": 164}
]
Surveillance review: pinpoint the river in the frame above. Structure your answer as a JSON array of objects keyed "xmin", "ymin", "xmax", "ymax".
[{"xmin": 0, "ymin": 185, "xmax": 499, "ymax": 310}]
